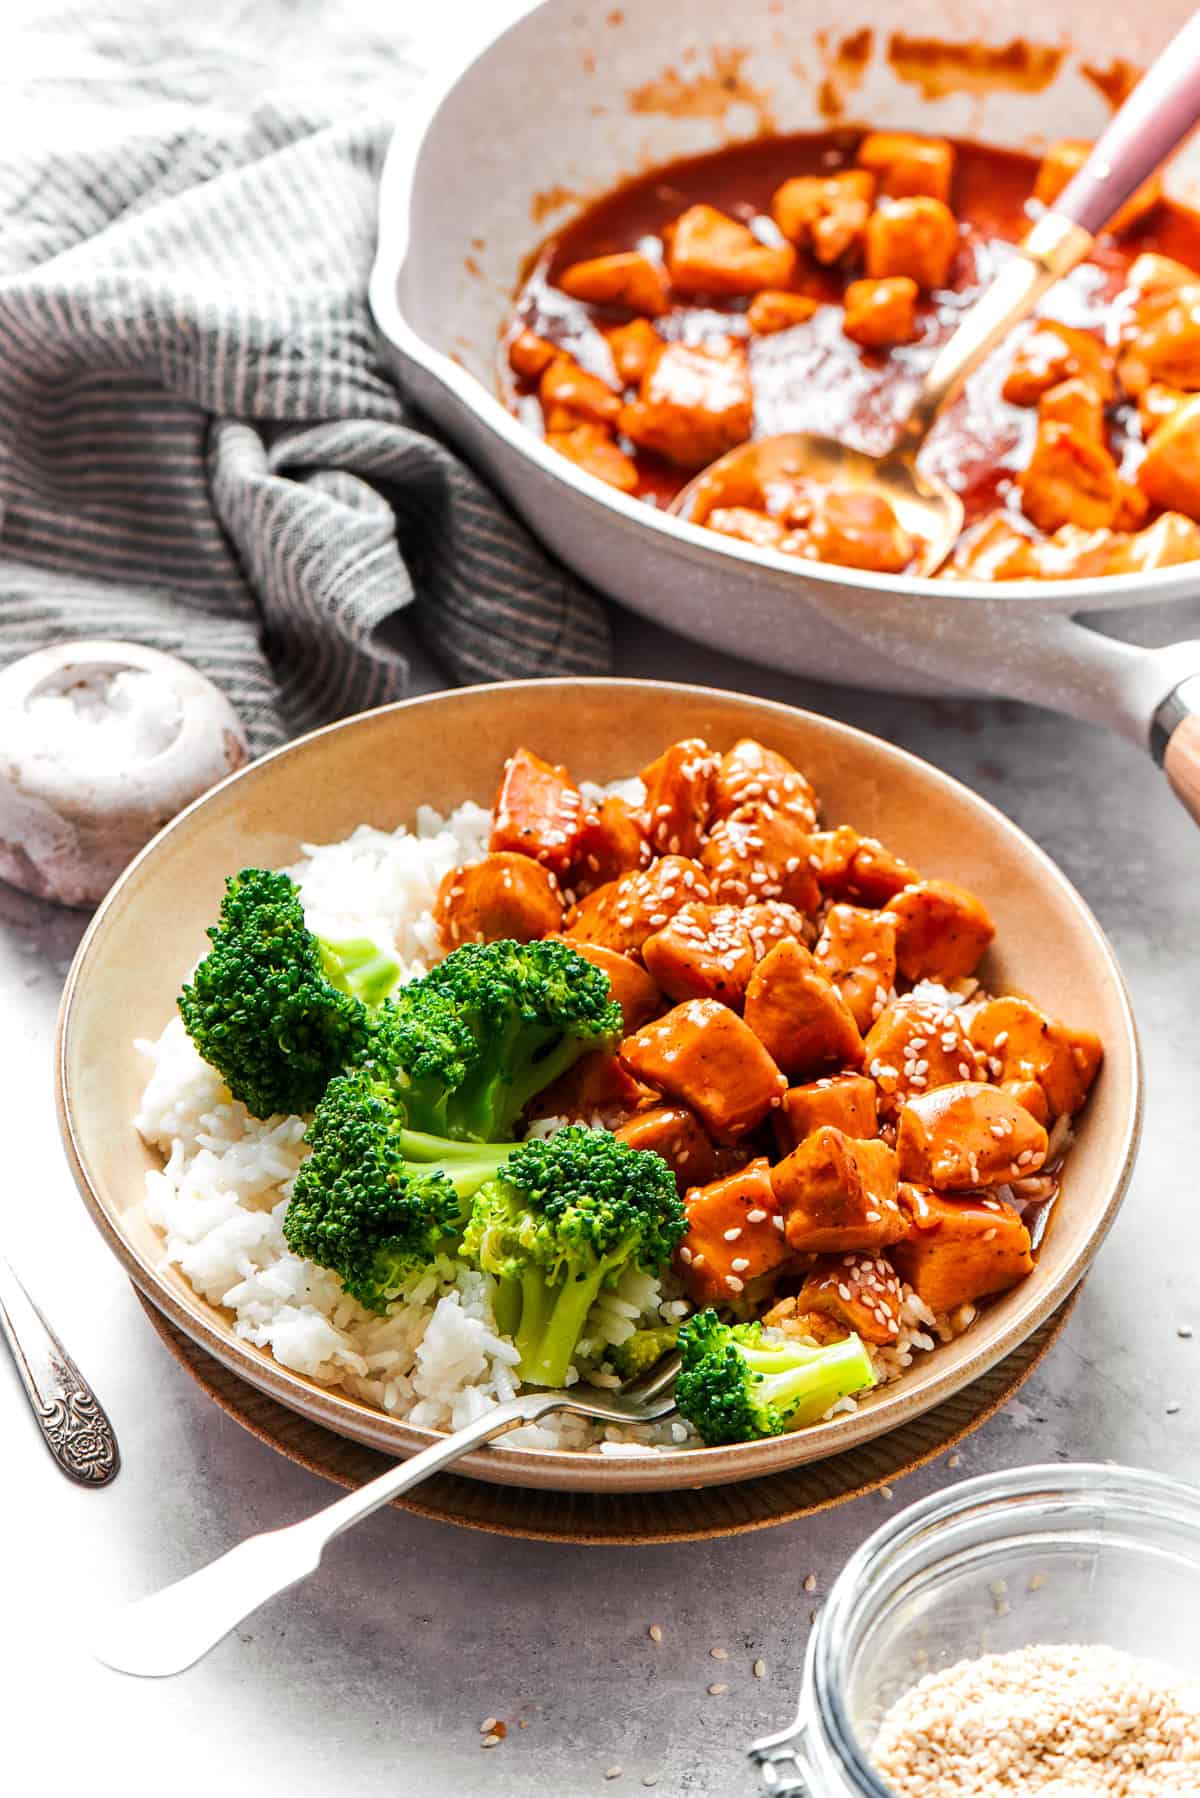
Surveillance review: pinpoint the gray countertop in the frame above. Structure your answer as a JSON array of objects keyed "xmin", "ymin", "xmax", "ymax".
[{"xmin": 2, "ymin": 601, "xmax": 1198, "ymax": 1797}]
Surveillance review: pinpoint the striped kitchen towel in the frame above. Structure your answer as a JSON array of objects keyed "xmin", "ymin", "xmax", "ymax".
[{"xmin": 0, "ymin": 1, "xmax": 611, "ymax": 754}]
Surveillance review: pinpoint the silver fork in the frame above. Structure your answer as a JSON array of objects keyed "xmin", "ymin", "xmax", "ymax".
[{"xmin": 93, "ymin": 1351, "xmax": 682, "ymax": 1678}]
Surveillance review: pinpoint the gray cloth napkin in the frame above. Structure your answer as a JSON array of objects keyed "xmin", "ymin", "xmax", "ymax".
[{"xmin": 0, "ymin": 1, "xmax": 611, "ymax": 753}]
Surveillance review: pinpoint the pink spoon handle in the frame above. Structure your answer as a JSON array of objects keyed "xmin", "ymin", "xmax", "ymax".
[{"xmin": 1053, "ymin": 11, "xmax": 1200, "ymax": 236}]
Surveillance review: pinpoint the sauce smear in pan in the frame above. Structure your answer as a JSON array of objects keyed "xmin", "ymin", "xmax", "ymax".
[{"xmin": 501, "ymin": 130, "xmax": 1200, "ymax": 580}]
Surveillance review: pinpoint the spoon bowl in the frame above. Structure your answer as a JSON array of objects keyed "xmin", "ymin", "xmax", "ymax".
[{"xmin": 669, "ymin": 434, "xmax": 964, "ymax": 578}]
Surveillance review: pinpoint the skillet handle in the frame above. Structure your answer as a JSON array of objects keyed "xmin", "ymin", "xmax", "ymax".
[{"xmin": 1153, "ymin": 674, "xmax": 1200, "ymax": 826}]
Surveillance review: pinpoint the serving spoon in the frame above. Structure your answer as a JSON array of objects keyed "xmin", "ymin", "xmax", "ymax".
[
  {"xmin": 92, "ymin": 1351, "xmax": 682, "ymax": 1678},
  {"xmin": 670, "ymin": 12, "xmax": 1200, "ymax": 575}
]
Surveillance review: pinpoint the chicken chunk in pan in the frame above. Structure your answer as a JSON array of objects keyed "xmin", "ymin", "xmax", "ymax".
[
  {"xmin": 857, "ymin": 131, "xmax": 955, "ymax": 204},
  {"xmin": 662, "ymin": 203, "xmax": 796, "ymax": 297},
  {"xmin": 619, "ymin": 339, "xmax": 754, "ymax": 470},
  {"xmin": 771, "ymin": 170, "xmax": 875, "ymax": 265}
]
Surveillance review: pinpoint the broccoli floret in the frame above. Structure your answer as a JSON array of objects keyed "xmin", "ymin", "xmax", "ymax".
[
  {"xmin": 462, "ymin": 1127, "xmax": 686, "ymax": 1388},
  {"xmin": 178, "ymin": 868, "xmax": 403, "ymax": 1118},
  {"xmin": 283, "ymin": 1066, "xmax": 516, "ymax": 1312},
  {"xmin": 386, "ymin": 939, "xmax": 623, "ymax": 1141},
  {"xmin": 609, "ymin": 1323, "xmax": 680, "ymax": 1381},
  {"xmin": 364, "ymin": 984, "xmax": 483, "ymax": 1140},
  {"xmin": 675, "ymin": 1312, "xmax": 875, "ymax": 1446}
]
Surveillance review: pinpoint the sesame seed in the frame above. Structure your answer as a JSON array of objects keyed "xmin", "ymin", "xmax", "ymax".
[
  {"xmin": 642, "ymin": 1778, "xmax": 659, "ymax": 1789},
  {"xmin": 710, "ymin": 1645, "xmax": 728, "ymax": 1659},
  {"xmin": 481, "ymin": 1734, "xmax": 502, "ymax": 1749},
  {"xmin": 648, "ymin": 1624, "xmax": 663, "ymax": 1642},
  {"xmin": 754, "ymin": 1659, "xmax": 767, "ymax": 1679},
  {"xmin": 947, "ymin": 1453, "xmax": 961, "ymax": 1468},
  {"xmin": 723, "ymin": 1226, "xmax": 743, "ymax": 1241},
  {"xmin": 480, "ymin": 1717, "xmax": 499, "ymax": 1734},
  {"xmin": 1167, "ymin": 1401, "xmax": 1182, "ymax": 1415},
  {"xmin": 730, "ymin": 1257, "xmax": 750, "ymax": 1273},
  {"xmin": 803, "ymin": 1573, "xmax": 817, "ymax": 1593},
  {"xmin": 871, "ymin": 1643, "xmax": 1200, "ymax": 1789},
  {"xmin": 708, "ymin": 1683, "xmax": 728, "ymax": 1696},
  {"xmin": 605, "ymin": 1766, "xmax": 623, "ymax": 1779},
  {"xmin": 746, "ymin": 1208, "xmax": 767, "ymax": 1223},
  {"xmin": 725, "ymin": 1275, "xmax": 745, "ymax": 1293},
  {"xmin": 1181, "ymin": 1325, "xmax": 1194, "ymax": 1339}
]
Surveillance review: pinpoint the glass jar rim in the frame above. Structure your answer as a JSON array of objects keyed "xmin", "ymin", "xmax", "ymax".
[{"xmin": 812, "ymin": 1461, "xmax": 1200, "ymax": 1797}]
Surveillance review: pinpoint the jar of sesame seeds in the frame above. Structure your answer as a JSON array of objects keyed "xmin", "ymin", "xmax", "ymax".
[{"xmin": 748, "ymin": 1464, "xmax": 1200, "ymax": 1796}]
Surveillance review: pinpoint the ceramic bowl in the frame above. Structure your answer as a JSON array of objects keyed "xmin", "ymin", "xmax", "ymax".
[{"xmin": 56, "ymin": 680, "xmax": 1141, "ymax": 1493}]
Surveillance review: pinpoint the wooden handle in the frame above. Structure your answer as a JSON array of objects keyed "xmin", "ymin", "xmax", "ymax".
[{"xmin": 1165, "ymin": 714, "xmax": 1200, "ymax": 825}]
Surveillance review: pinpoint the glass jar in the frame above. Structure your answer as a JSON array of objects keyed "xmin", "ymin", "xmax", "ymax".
[{"xmin": 748, "ymin": 1462, "xmax": 1200, "ymax": 1796}]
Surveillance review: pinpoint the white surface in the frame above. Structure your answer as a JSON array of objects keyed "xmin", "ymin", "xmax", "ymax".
[{"xmin": 3, "ymin": 6, "xmax": 1200, "ymax": 1793}]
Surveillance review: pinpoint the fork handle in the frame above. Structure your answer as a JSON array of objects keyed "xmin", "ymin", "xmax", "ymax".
[
  {"xmin": 0, "ymin": 1252, "xmax": 119, "ymax": 1485},
  {"xmin": 92, "ymin": 1389, "xmax": 562, "ymax": 1678}
]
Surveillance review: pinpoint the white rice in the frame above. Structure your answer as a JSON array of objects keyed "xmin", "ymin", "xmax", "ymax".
[
  {"xmin": 136, "ymin": 797, "xmax": 688, "ymax": 1453},
  {"xmin": 134, "ymin": 792, "xmax": 967, "ymax": 1454}
]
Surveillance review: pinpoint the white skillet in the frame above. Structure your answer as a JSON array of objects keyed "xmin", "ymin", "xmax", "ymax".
[{"xmin": 369, "ymin": 0, "xmax": 1200, "ymax": 822}]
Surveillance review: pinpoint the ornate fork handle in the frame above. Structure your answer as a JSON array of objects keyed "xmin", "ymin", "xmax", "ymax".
[{"xmin": 0, "ymin": 1253, "xmax": 119, "ymax": 1485}]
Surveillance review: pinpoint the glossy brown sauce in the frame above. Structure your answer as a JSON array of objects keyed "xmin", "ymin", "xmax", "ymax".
[{"xmin": 501, "ymin": 130, "xmax": 1200, "ymax": 526}]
